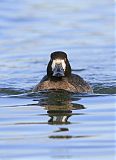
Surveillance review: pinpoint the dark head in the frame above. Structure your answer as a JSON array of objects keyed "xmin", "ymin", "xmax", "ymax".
[{"xmin": 47, "ymin": 51, "xmax": 71, "ymax": 78}]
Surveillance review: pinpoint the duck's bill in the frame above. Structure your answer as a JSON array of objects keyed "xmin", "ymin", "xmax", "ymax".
[{"xmin": 53, "ymin": 63, "xmax": 65, "ymax": 77}]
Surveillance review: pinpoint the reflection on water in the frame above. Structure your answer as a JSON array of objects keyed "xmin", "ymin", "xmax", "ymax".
[
  {"xmin": 48, "ymin": 110, "xmax": 72, "ymax": 124},
  {"xmin": 33, "ymin": 90, "xmax": 92, "ymax": 140},
  {"xmin": 36, "ymin": 90, "xmax": 85, "ymax": 125},
  {"xmin": 0, "ymin": 92, "xmax": 115, "ymax": 160}
]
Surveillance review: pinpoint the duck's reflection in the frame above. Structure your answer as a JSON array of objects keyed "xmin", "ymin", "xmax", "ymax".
[
  {"xmin": 36, "ymin": 90, "xmax": 85, "ymax": 125},
  {"xmin": 47, "ymin": 109, "xmax": 72, "ymax": 124}
]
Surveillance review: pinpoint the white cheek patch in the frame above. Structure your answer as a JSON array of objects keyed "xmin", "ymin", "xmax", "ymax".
[{"xmin": 52, "ymin": 59, "xmax": 66, "ymax": 71}]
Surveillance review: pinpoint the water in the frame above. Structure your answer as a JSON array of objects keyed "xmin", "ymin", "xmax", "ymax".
[{"xmin": 0, "ymin": 0, "xmax": 115, "ymax": 160}]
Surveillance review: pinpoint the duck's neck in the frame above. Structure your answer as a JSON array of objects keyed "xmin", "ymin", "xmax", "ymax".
[{"xmin": 49, "ymin": 76, "xmax": 64, "ymax": 82}]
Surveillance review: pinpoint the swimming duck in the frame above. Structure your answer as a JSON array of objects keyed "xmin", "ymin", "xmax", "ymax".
[{"xmin": 33, "ymin": 51, "xmax": 92, "ymax": 93}]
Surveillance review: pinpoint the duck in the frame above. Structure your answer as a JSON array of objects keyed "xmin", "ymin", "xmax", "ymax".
[{"xmin": 33, "ymin": 51, "xmax": 93, "ymax": 93}]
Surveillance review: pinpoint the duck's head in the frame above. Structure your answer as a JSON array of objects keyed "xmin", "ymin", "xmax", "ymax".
[{"xmin": 47, "ymin": 51, "xmax": 71, "ymax": 78}]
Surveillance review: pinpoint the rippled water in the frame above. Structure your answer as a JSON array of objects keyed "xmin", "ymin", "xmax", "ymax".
[{"xmin": 0, "ymin": 0, "xmax": 115, "ymax": 160}]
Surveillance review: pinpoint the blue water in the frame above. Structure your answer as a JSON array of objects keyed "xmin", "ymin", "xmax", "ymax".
[{"xmin": 0, "ymin": 0, "xmax": 115, "ymax": 160}]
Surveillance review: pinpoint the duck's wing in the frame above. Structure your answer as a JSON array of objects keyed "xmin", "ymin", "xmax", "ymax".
[
  {"xmin": 32, "ymin": 75, "xmax": 48, "ymax": 92},
  {"xmin": 39, "ymin": 75, "xmax": 48, "ymax": 83},
  {"xmin": 68, "ymin": 74, "xmax": 93, "ymax": 93}
]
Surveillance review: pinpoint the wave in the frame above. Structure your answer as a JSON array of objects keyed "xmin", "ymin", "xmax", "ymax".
[
  {"xmin": 92, "ymin": 84, "xmax": 116, "ymax": 94},
  {"xmin": 0, "ymin": 88, "xmax": 27, "ymax": 96},
  {"xmin": 0, "ymin": 84, "xmax": 116, "ymax": 99}
]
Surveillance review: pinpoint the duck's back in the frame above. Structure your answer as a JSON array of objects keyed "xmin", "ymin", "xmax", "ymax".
[
  {"xmin": 33, "ymin": 74, "xmax": 92, "ymax": 93},
  {"xmin": 68, "ymin": 74, "xmax": 92, "ymax": 93}
]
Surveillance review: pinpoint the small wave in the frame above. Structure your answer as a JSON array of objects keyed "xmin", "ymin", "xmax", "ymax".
[
  {"xmin": 72, "ymin": 68, "xmax": 86, "ymax": 72},
  {"xmin": 0, "ymin": 88, "xmax": 27, "ymax": 96},
  {"xmin": 0, "ymin": 83, "xmax": 116, "ymax": 99},
  {"xmin": 93, "ymin": 85, "xmax": 116, "ymax": 94}
]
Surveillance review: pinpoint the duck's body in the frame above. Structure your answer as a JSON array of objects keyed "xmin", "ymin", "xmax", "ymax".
[
  {"xmin": 33, "ymin": 74, "xmax": 92, "ymax": 93},
  {"xmin": 33, "ymin": 51, "xmax": 92, "ymax": 93}
]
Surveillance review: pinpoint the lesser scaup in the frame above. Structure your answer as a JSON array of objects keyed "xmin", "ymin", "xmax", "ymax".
[{"xmin": 33, "ymin": 51, "xmax": 93, "ymax": 93}]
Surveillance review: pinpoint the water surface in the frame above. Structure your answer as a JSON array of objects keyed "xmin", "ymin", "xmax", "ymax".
[{"xmin": 0, "ymin": 0, "xmax": 115, "ymax": 160}]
